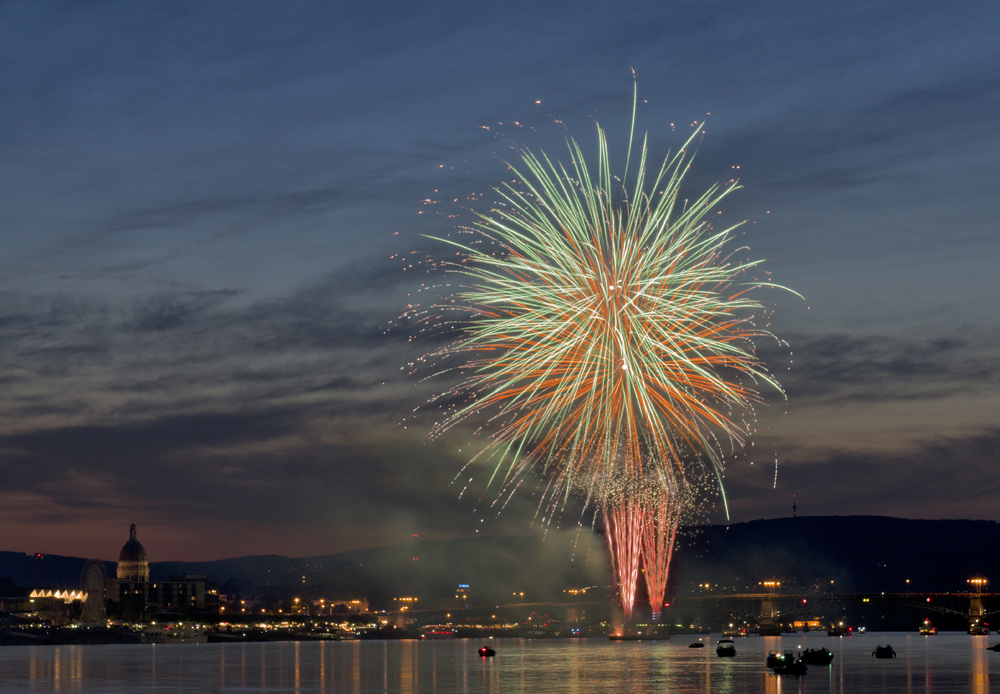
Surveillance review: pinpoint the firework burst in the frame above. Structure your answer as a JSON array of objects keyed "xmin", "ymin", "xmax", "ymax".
[
  {"xmin": 422, "ymin": 111, "xmax": 793, "ymax": 516},
  {"xmin": 413, "ymin": 92, "xmax": 796, "ymax": 618}
]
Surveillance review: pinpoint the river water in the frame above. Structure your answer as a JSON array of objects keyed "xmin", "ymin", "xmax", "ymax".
[{"xmin": 0, "ymin": 632, "xmax": 995, "ymax": 693}]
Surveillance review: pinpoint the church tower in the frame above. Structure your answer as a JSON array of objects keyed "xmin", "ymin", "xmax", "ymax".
[{"xmin": 116, "ymin": 522, "xmax": 150, "ymax": 582}]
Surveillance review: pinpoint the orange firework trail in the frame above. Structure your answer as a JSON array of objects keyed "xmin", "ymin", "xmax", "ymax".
[
  {"xmin": 600, "ymin": 467, "xmax": 695, "ymax": 619},
  {"xmin": 640, "ymin": 487, "xmax": 684, "ymax": 622},
  {"xmin": 604, "ymin": 495, "xmax": 643, "ymax": 618},
  {"xmin": 415, "ymin": 88, "xmax": 797, "ymax": 616}
]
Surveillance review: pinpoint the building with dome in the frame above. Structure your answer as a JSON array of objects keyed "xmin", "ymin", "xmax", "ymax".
[
  {"xmin": 116, "ymin": 523, "xmax": 149, "ymax": 582},
  {"xmin": 107, "ymin": 523, "xmax": 206, "ymax": 620}
]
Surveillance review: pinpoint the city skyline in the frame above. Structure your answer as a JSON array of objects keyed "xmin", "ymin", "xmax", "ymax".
[{"xmin": 1, "ymin": 0, "xmax": 998, "ymax": 561}]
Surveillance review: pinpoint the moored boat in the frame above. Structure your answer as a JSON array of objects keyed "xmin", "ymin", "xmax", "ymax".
[
  {"xmin": 608, "ymin": 627, "xmax": 670, "ymax": 641},
  {"xmin": 420, "ymin": 625, "xmax": 455, "ymax": 640},
  {"xmin": 140, "ymin": 625, "xmax": 207, "ymax": 644}
]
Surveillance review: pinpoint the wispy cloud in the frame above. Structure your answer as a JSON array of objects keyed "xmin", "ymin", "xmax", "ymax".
[
  {"xmin": 723, "ymin": 428, "xmax": 1000, "ymax": 521},
  {"xmin": 757, "ymin": 328, "xmax": 1000, "ymax": 405}
]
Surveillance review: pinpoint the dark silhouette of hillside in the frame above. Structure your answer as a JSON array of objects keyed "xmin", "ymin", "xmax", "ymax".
[
  {"xmin": 153, "ymin": 533, "xmax": 608, "ymax": 608},
  {"xmin": 0, "ymin": 552, "xmax": 115, "ymax": 592},
  {"xmin": 4, "ymin": 517, "xmax": 998, "ymax": 609},
  {"xmin": 670, "ymin": 516, "xmax": 1000, "ymax": 594},
  {"xmin": 1, "ymin": 531, "xmax": 608, "ymax": 609}
]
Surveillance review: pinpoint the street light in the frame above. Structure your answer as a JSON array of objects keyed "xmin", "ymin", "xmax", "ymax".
[{"xmin": 968, "ymin": 578, "xmax": 987, "ymax": 593}]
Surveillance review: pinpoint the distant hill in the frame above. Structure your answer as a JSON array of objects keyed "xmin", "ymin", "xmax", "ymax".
[
  {"xmin": 669, "ymin": 516, "xmax": 1000, "ymax": 594},
  {"xmin": 0, "ymin": 531, "xmax": 609, "ymax": 609},
  {"xmin": 4, "ymin": 517, "xmax": 999, "ymax": 609},
  {"xmin": 0, "ymin": 552, "xmax": 115, "ymax": 593},
  {"xmin": 152, "ymin": 532, "xmax": 609, "ymax": 607}
]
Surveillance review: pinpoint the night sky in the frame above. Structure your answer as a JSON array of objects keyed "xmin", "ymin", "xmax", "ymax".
[{"xmin": 2, "ymin": 1, "xmax": 998, "ymax": 562}]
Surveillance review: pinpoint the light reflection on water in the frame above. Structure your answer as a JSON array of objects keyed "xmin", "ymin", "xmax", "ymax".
[{"xmin": 0, "ymin": 632, "xmax": 995, "ymax": 693}]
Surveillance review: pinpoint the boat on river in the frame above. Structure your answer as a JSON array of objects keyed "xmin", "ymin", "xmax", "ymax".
[
  {"xmin": 772, "ymin": 662, "xmax": 808, "ymax": 676},
  {"xmin": 798, "ymin": 647, "xmax": 834, "ymax": 665},
  {"xmin": 873, "ymin": 645, "xmax": 897, "ymax": 659},
  {"xmin": 716, "ymin": 638, "xmax": 736, "ymax": 657},
  {"xmin": 765, "ymin": 651, "xmax": 795, "ymax": 668}
]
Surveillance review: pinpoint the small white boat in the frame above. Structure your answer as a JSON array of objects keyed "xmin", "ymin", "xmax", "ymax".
[{"xmin": 140, "ymin": 625, "xmax": 207, "ymax": 644}]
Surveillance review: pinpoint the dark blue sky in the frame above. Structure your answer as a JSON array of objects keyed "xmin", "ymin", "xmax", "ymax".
[{"xmin": 1, "ymin": 0, "xmax": 998, "ymax": 560}]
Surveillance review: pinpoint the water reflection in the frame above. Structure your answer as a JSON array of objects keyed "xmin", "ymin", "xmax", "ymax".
[
  {"xmin": 351, "ymin": 639, "xmax": 361, "ymax": 694},
  {"xmin": 970, "ymin": 635, "xmax": 989, "ymax": 694},
  {"xmin": 1, "ymin": 633, "xmax": 997, "ymax": 693},
  {"xmin": 763, "ymin": 666, "xmax": 778, "ymax": 694}
]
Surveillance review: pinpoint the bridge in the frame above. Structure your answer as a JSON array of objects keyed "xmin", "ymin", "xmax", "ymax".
[{"xmin": 673, "ymin": 591, "xmax": 1000, "ymax": 634}]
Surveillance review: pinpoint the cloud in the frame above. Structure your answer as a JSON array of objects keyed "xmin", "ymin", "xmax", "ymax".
[
  {"xmin": 723, "ymin": 427, "xmax": 1000, "ymax": 522},
  {"xmin": 0, "ymin": 250, "xmax": 430, "ymax": 410},
  {"xmin": 0, "ymin": 255, "xmax": 556, "ymax": 556},
  {"xmin": 1, "ymin": 0, "xmax": 998, "ymax": 560},
  {"xmin": 0, "ymin": 403, "xmax": 558, "ymax": 559},
  {"xmin": 756, "ymin": 328, "xmax": 1000, "ymax": 405}
]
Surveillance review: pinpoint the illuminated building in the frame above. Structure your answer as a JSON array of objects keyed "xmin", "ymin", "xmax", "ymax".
[
  {"xmin": 107, "ymin": 523, "xmax": 206, "ymax": 620},
  {"xmin": 310, "ymin": 597, "xmax": 369, "ymax": 615},
  {"xmin": 116, "ymin": 523, "xmax": 149, "ymax": 581},
  {"xmin": 2, "ymin": 589, "xmax": 88, "ymax": 624},
  {"xmin": 437, "ymin": 583, "xmax": 472, "ymax": 610}
]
